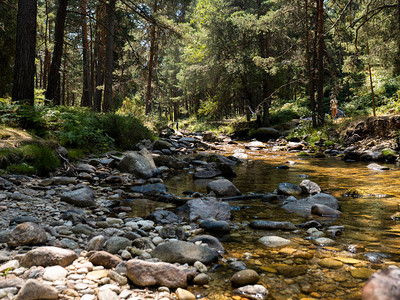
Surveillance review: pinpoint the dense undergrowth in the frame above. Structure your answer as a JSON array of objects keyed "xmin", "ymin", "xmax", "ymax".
[{"xmin": 0, "ymin": 100, "xmax": 155, "ymax": 176}]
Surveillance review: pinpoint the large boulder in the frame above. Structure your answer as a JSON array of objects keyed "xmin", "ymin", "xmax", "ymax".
[
  {"xmin": 15, "ymin": 279, "xmax": 58, "ymax": 300},
  {"xmin": 126, "ymin": 259, "xmax": 187, "ymax": 288},
  {"xmin": 60, "ymin": 187, "xmax": 96, "ymax": 207},
  {"xmin": 21, "ymin": 247, "xmax": 78, "ymax": 267},
  {"xmin": 8, "ymin": 222, "xmax": 48, "ymax": 247},
  {"xmin": 118, "ymin": 148, "xmax": 158, "ymax": 179},
  {"xmin": 255, "ymin": 127, "xmax": 280, "ymax": 141},
  {"xmin": 151, "ymin": 240, "xmax": 220, "ymax": 265},
  {"xmin": 362, "ymin": 266, "xmax": 400, "ymax": 299},
  {"xmin": 299, "ymin": 180, "xmax": 321, "ymax": 195},
  {"xmin": 175, "ymin": 199, "xmax": 231, "ymax": 222},
  {"xmin": 207, "ymin": 179, "xmax": 241, "ymax": 197},
  {"xmin": 282, "ymin": 193, "xmax": 340, "ymax": 217}
]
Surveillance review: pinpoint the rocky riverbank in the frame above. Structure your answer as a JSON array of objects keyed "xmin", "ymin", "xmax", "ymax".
[{"xmin": 0, "ymin": 130, "xmax": 397, "ymax": 299}]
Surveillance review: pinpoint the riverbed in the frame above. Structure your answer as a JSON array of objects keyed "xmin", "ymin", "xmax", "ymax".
[{"xmin": 164, "ymin": 141, "xmax": 400, "ymax": 299}]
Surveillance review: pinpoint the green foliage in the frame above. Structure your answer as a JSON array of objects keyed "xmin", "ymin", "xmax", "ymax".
[
  {"xmin": 269, "ymin": 101, "xmax": 311, "ymax": 125},
  {"xmin": 98, "ymin": 114, "xmax": 155, "ymax": 150},
  {"xmin": 0, "ymin": 144, "xmax": 59, "ymax": 176},
  {"xmin": 288, "ymin": 120, "xmax": 337, "ymax": 148}
]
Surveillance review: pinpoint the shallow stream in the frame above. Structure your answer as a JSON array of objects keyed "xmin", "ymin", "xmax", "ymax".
[{"xmin": 163, "ymin": 142, "xmax": 400, "ymax": 299}]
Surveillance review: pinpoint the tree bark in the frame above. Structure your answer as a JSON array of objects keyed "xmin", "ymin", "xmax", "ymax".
[
  {"xmin": 81, "ymin": 0, "xmax": 92, "ymax": 107},
  {"xmin": 103, "ymin": 0, "xmax": 116, "ymax": 112},
  {"xmin": 12, "ymin": 0, "xmax": 37, "ymax": 103},
  {"xmin": 316, "ymin": 0, "xmax": 325, "ymax": 125},
  {"xmin": 93, "ymin": 4, "xmax": 105, "ymax": 111},
  {"xmin": 145, "ymin": 0, "xmax": 158, "ymax": 115},
  {"xmin": 46, "ymin": 0, "xmax": 68, "ymax": 104}
]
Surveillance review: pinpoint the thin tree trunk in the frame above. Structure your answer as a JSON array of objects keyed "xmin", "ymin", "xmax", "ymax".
[
  {"xmin": 43, "ymin": 0, "xmax": 50, "ymax": 90},
  {"xmin": 103, "ymin": 0, "xmax": 116, "ymax": 112},
  {"xmin": 305, "ymin": 0, "xmax": 317, "ymax": 127},
  {"xmin": 145, "ymin": 0, "xmax": 158, "ymax": 115},
  {"xmin": 94, "ymin": 4, "xmax": 105, "ymax": 111},
  {"xmin": 367, "ymin": 43, "xmax": 376, "ymax": 116},
  {"xmin": 61, "ymin": 59, "xmax": 66, "ymax": 105},
  {"xmin": 81, "ymin": 0, "xmax": 92, "ymax": 107},
  {"xmin": 316, "ymin": 0, "xmax": 325, "ymax": 125},
  {"xmin": 46, "ymin": 0, "xmax": 68, "ymax": 104},
  {"xmin": 12, "ymin": 0, "xmax": 37, "ymax": 103}
]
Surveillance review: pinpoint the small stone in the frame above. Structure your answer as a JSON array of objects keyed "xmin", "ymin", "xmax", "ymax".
[
  {"xmin": 0, "ymin": 260, "xmax": 19, "ymax": 273},
  {"xmin": 43, "ymin": 266, "xmax": 68, "ymax": 281},
  {"xmin": 176, "ymin": 288, "xmax": 196, "ymax": 300},
  {"xmin": 318, "ymin": 258, "xmax": 343, "ymax": 269},
  {"xmin": 350, "ymin": 268, "xmax": 375, "ymax": 279},
  {"xmin": 231, "ymin": 269, "xmax": 260, "ymax": 287},
  {"xmin": 193, "ymin": 273, "xmax": 210, "ymax": 286}
]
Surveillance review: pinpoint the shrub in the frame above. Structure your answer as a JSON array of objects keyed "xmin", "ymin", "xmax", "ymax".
[{"xmin": 99, "ymin": 114, "xmax": 155, "ymax": 150}]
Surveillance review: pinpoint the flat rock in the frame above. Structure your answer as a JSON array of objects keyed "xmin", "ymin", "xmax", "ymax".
[
  {"xmin": 311, "ymin": 204, "xmax": 342, "ymax": 217},
  {"xmin": 258, "ymin": 236, "xmax": 291, "ymax": 247},
  {"xmin": 126, "ymin": 259, "xmax": 187, "ymax": 288},
  {"xmin": 278, "ymin": 183, "xmax": 302, "ymax": 196},
  {"xmin": 145, "ymin": 210, "xmax": 182, "ymax": 225},
  {"xmin": 249, "ymin": 221, "xmax": 296, "ymax": 231},
  {"xmin": 151, "ymin": 240, "xmax": 220, "ymax": 265},
  {"xmin": 190, "ymin": 235, "xmax": 225, "ymax": 254},
  {"xmin": 60, "ymin": 187, "xmax": 96, "ymax": 207},
  {"xmin": 200, "ymin": 219, "xmax": 230, "ymax": 233},
  {"xmin": 367, "ymin": 163, "xmax": 390, "ymax": 171},
  {"xmin": 21, "ymin": 247, "xmax": 78, "ymax": 267},
  {"xmin": 234, "ymin": 284, "xmax": 269, "ymax": 300}
]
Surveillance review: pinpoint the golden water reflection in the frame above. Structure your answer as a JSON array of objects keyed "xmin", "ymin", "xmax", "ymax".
[{"xmin": 164, "ymin": 143, "xmax": 400, "ymax": 299}]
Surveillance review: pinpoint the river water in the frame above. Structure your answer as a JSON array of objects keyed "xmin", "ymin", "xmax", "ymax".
[{"xmin": 163, "ymin": 141, "xmax": 400, "ymax": 300}]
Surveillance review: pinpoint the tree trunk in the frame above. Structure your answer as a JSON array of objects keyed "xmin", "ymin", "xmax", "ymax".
[
  {"xmin": 61, "ymin": 59, "xmax": 66, "ymax": 105},
  {"xmin": 145, "ymin": 0, "xmax": 158, "ymax": 115},
  {"xmin": 93, "ymin": 4, "xmax": 105, "ymax": 112},
  {"xmin": 46, "ymin": 0, "xmax": 68, "ymax": 104},
  {"xmin": 12, "ymin": 0, "xmax": 37, "ymax": 103},
  {"xmin": 316, "ymin": 0, "xmax": 324, "ymax": 125},
  {"xmin": 103, "ymin": 0, "xmax": 116, "ymax": 112},
  {"xmin": 81, "ymin": 0, "xmax": 92, "ymax": 107},
  {"xmin": 43, "ymin": 0, "xmax": 50, "ymax": 90},
  {"xmin": 305, "ymin": 0, "xmax": 317, "ymax": 127},
  {"xmin": 395, "ymin": 0, "xmax": 400, "ymax": 74}
]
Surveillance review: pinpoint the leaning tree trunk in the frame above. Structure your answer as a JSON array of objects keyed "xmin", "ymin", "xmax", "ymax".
[
  {"xmin": 103, "ymin": 0, "xmax": 116, "ymax": 112},
  {"xmin": 46, "ymin": 0, "xmax": 68, "ymax": 104},
  {"xmin": 316, "ymin": 0, "xmax": 325, "ymax": 125},
  {"xmin": 12, "ymin": 0, "xmax": 37, "ymax": 104}
]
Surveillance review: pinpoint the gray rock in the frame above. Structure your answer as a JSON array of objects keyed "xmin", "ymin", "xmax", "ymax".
[
  {"xmin": 51, "ymin": 177, "xmax": 77, "ymax": 185},
  {"xmin": 200, "ymin": 219, "xmax": 230, "ymax": 234},
  {"xmin": 60, "ymin": 187, "xmax": 96, "ymax": 208},
  {"xmin": 282, "ymin": 193, "xmax": 340, "ymax": 217},
  {"xmin": 126, "ymin": 259, "xmax": 187, "ymax": 288},
  {"xmin": 249, "ymin": 221, "xmax": 296, "ymax": 231},
  {"xmin": 8, "ymin": 222, "xmax": 48, "ymax": 247},
  {"xmin": 278, "ymin": 183, "xmax": 302, "ymax": 196},
  {"xmin": 258, "ymin": 236, "xmax": 291, "ymax": 247},
  {"xmin": 72, "ymin": 223, "xmax": 94, "ymax": 235},
  {"xmin": 235, "ymin": 285, "xmax": 269, "ymax": 300},
  {"xmin": 0, "ymin": 230, "xmax": 10, "ymax": 243},
  {"xmin": 190, "ymin": 235, "xmax": 225, "ymax": 254},
  {"xmin": 299, "ymin": 180, "xmax": 321, "ymax": 195},
  {"xmin": 311, "ymin": 204, "xmax": 342, "ymax": 217},
  {"xmin": 87, "ymin": 235, "xmax": 105, "ymax": 251},
  {"xmin": 98, "ymin": 289, "xmax": 118, "ymax": 300},
  {"xmin": 159, "ymin": 225, "xmax": 186, "ymax": 240},
  {"xmin": 76, "ymin": 163, "xmax": 96, "ymax": 173},
  {"xmin": 146, "ymin": 210, "xmax": 182, "ymax": 225},
  {"xmin": 151, "ymin": 240, "xmax": 220, "ymax": 265},
  {"xmin": 131, "ymin": 183, "xmax": 167, "ymax": 194},
  {"xmin": 132, "ymin": 237, "xmax": 155, "ymax": 250},
  {"xmin": 193, "ymin": 167, "xmax": 222, "ymax": 179},
  {"xmin": 21, "ymin": 246, "xmax": 78, "ymax": 267},
  {"xmin": 314, "ymin": 237, "xmax": 335, "ymax": 246},
  {"xmin": 43, "ymin": 265, "xmax": 68, "ymax": 281},
  {"xmin": 231, "ymin": 269, "xmax": 260, "ymax": 287},
  {"xmin": 207, "ymin": 179, "xmax": 241, "ymax": 197},
  {"xmin": 193, "ymin": 273, "xmax": 211, "ymax": 285},
  {"xmin": 118, "ymin": 149, "xmax": 158, "ymax": 179},
  {"xmin": 0, "ymin": 177, "xmax": 13, "ymax": 188},
  {"xmin": 15, "ymin": 279, "xmax": 58, "ymax": 300},
  {"xmin": 105, "ymin": 236, "xmax": 132, "ymax": 254},
  {"xmin": 362, "ymin": 266, "xmax": 400, "ymax": 300},
  {"xmin": 175, "ymin": 199, "xmax": 231, "ymax": 222},
  {"xmin": 153, "ymin": 140, "xmax": 173, "ymax": 151}
]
